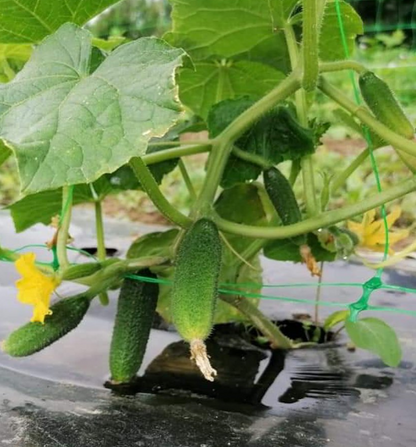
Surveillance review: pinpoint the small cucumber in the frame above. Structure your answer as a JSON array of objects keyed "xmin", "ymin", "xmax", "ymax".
[
  {"xmin": 109, "ymin": 269, "xmax": 159, "ymax": 384},
  {"xmin": 172, "ymin": 218, "xmax": 222, "ymax": 381},
  {"xmin": 263, "ymin": 167, "xmax": 306, "ymax": 246},
  {"xmin": 2, "ymin": 296, "xmax": 90, "ymax": 357},
  {"xmin": 359, "ymin": 71, "xmax": 414, "ymax": 139}
]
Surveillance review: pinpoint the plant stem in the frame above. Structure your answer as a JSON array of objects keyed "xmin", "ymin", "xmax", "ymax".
[
  {"xmin": 319, "ymin": 77, "xmax": 416, "ymax": 159},
  {"xmin": 94, "ymin": 200, "xmax": 109, "ymax": 306},
  {"xmin": 284, "ymin": 24, "xmax": 319, "ymax": 217},
  {"xmin": 220, "ymin": 294, "xmax": 293, "ymax": 349},
  {"xmin": 232, "ymin": 145, "xmax": 271, "ymax": 169},
  {"xmin": 214, "ymin": 175, "xmax": 416, "ymax": 239},
  {"xmin": 178, "ymin": 159, "xmax": 197, "ymax": 201},
  {"xmin": 289, "ymin": 159, "xmax": 301, "ymax": 186},
  {"xmin": 320, "ymin": 60, "xmax": 366, "ymax": 74},
  {"xmin": 142, "ymin": 143, "xmax": 211, "ymax": 165},
  {"xmin": 194, "ymin": 72, "xmax": 301, "ymax": 214},
  {"xmin": 314, "ymin": 261, "xmax": 324, "ymax": 324},
  {"xmin": 94, "ymin": 201, "xmax": 106, "ymax": 261},
  {"xmin": 57, "ymin": 186, "xmax": 72, "ymax": 270},
  {"xmin": 147, "ymin": 140, "xmax": 212, "ymax": 148},
  {"xmin": 331, "ymin": 147, "xmax": 373, "ymax": 192},
  {"xmin": 302, "ymin": 0, "xmax": 319, "ymax": 91},
  {"xmin": 130, "ymin": 157, "xmax": 192, "ymax": 228}
]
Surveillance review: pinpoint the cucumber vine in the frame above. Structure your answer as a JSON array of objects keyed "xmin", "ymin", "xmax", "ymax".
[{"xmin": 0, "ymin": 0, "xmax": 411, "ymax": 380}]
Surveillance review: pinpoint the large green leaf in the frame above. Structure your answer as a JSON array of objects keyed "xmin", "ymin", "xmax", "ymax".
[
  {"xmin": 178, "ymin": 60, "xmax": 285, "ymax": 119},
  {"xmin": 345, "ymin": 317, "xmax": 402, "ymax": 367},
  {"xmin": 166, "ymin": 0, "xmax": 299, "ymax": 61},
  {"xmin": 0, "ymin": 0, "xmax": 121, "ymax": 43},
  {"xmin": 320, "ymin": 1, "xmax": 363, "ymax": 61},
  {"xmin": 0, "ymin": 23, "xmax": 185, "ymax": 194},
  {"xmin": 208, "ymin": 97, "xmax": 315, "ymax": 187}
]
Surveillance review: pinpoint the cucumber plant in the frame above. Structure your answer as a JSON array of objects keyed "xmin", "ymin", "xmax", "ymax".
[{"xmin": 0, "ymin": 0, "xmax": 412, "ymax": 382}]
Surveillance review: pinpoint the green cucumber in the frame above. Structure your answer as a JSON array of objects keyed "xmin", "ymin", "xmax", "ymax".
[
  {"xmin": 263, "ymin": 167, "xmax": 306, "ymax": 246},
  {"xmin": 2, "ymin": 296, "xmax": 90, "ymax": 357},
  {"xmin": 109, "ymin": 269, "xmax": 159, "ymax": 383},
  {"xmin": 359, "ymin": 71, "xmax": 414, "ymax": 139},
  {"xmin": 172, "ymin": 218, "xmax": 222, "ymax": 381}
]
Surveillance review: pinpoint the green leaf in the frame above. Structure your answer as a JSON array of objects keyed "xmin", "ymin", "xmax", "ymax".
[
  {"xmin": 0, "ymin": 24, "xmax": 185, "ymax": 194},
  {"xmin": 0, "ymin": 0, "xmax": 121, "ymax": 43},
  {"xmin": 263, "ymin": 233, "xmax": 336, "ymax": 262},
  {"xmin": 214, "ymin": 183, "xmax": 268, "ymax": 227},
  {"xmin": 166, "ymin": 0, "xmax": 275, "ymax": 60},
  {"xmin": 178, "ymin": 60, "xmax": 285, "ymax": 119},
  {"xmin": 213, "ymin": 184, "xmax": 266, "ymax": 323},
  {"xmin": 166, "ymin": 0, "xmax": 299, "ymax": 61},
  {"xmin": 345, "ymin": 317, "xmax": 402, "ymax": 367},
  {"xmin": 320, "ymin": 1, "xmax": 363, "ymax": 61},
  {"xmin": 8, "ymin": 174, "xmax": 123, "ymax": 232},
  {"xmin": 0, "ymin": 140, "xmax": 11, "ymax": 166},
  {"xmin": 126, "ymin": 229, "xmax": 178, "ymax": 323},
  {"xmin": 126, "ymin": 229, "xmax": 179, "ymax": 260},
  {"xmin": 92, "ymin": 36, "xmax": 126, "ymax": 52},
  {"xmin": 317, "ymin": 226, "xmax": 359, "ymax": 259},
  {"xmin": 208, "ymin": 97, "xmax": 315, "ymax": 187},
  {"xmin": 323, "ymin": 310, "xmax": 349, "ymax": 331}
]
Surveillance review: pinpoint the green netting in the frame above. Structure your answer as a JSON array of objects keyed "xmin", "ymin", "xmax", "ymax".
[{"xmin": 3, "ymin": 1, "xmax": 416, "ymax": 321}]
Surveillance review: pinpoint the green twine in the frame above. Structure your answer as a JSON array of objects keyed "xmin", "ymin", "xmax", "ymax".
[{"xmin": 335, "ymin": 0, "xmax": 391, "ymax": 319}]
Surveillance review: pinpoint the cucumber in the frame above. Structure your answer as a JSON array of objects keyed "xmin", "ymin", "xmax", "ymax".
[
  {"xmin": 263, "ymin": 167, "xmax": 306, "ymax": 246},
  {"xmin": 172, "ymin": 218, "xmax": 222, "ymax": 381},
  {"xmin": 2, "ymin": 295, "xmax": 90, "ymax": 357},
  {"xmin": 109, "ymin": 269, "xmax": 159, "ymax": 384},
  {"xmin": 359, "ymin": 71, "xmax": 414, "ymax": 139}
]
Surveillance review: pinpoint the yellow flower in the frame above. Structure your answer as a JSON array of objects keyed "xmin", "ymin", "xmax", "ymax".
[
  {"xmin": 347, "ymin": 207, "xmax": 409, "ymax": 253},
  {"xmin": 15, "ymin": 253, "xmax": 60, "ymax": 323}
]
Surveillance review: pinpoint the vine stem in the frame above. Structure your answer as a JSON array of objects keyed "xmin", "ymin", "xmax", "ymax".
[
  {"xmin": 320, "ymin": 60, "xmax": 366, "ymax": 74},
  {"xmin": 284, "ymin": 24, "xmax": 319, "ymax": 217},
  {"xmin": 331, "ymin": 146, "xmax": 377, "ymax": 193},
  {"xmin": 142, "ymin": 143, "xmax": 211, "ymax": 165},
  {"xmin": 57, "ymin": 186, "xmax": 72, "ymax": 270},
  {"xmin": 193, "ymin": 71, "xmax": 301, "ymax": 214},
  {"xmin": 214, "ymin": 175, "xmax": 416, "ymax": 239},
  {"xmin": 319, "ymin": 78, "xmax": 416, "ymax": 159},
  {"xmin": 220, "ymin": 294, "xmax": 293, "ymax": 349},
  {"xmin": 178, "ymin": 159, "xmax": 197, "ymax": 201},
  {"xmin": 94, "ymin": 200, "xmax": 109, "ymax": 306},
  {"xmin": 130, "ymin": 157, "xmax": 192, "ymax": 228},
  {"xmin": 302, "ymin": 0, "xmax": 319, "ymax": 91}
]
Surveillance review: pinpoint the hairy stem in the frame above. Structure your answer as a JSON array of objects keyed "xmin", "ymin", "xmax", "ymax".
[
  {"xmin": 302, "ymin": 0, "xmax": 319, "ymax": 91},
  {"xmin": 319, "ymin": 77, "xmax": 416, "ymax": 159},
  {"xmin": 193, "ymin": 71, "xmax": 301, "ymax": 215},
  {"xmin": 284, "ymin": 24, "xmax": 319, "ymax": 216},
  {"xmin": 319, "ymin": 60, "xmax": 366, "ymax": 74},
  {"xmin": 142, "ymin": 143, "xmax": 211, "ymax": 165},
  {"xmin": 178, "ymin": 159, "xmax": 197, "ymax": 201},
  {"xmin": 94, "ymin": 200, "xmax": 109, "ymax": 306},
  {"xmin": 130, "ymin": 157, "xmax": 192, "ymax": 228},
  {"xmin": 220, "ymin": 294, "xmax": 293, "ymax": 349},
  {"xmin": 214, "ymin": 175, "xmax": 416, "ymax": 239},
  {"xmin": 57, "ymin": 186, "xmax": 72, "ymax": 270}
]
